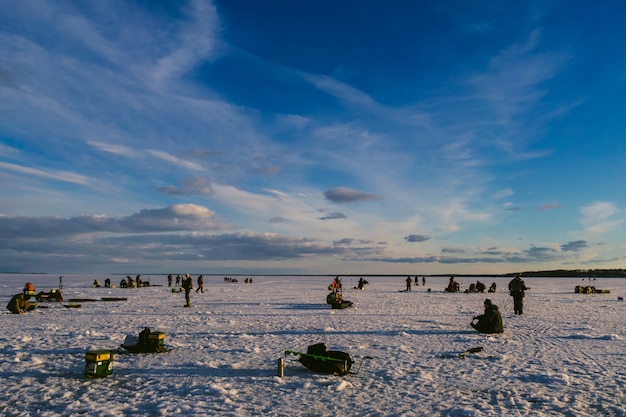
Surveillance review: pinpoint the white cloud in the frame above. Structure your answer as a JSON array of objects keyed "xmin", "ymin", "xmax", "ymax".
[
  {"xmin": 147, "ymin": 150, "xmax": 205, "ymax": 171},
  {"xmin": 493, "ymin": 188, "xmax": 514, "ymax": 199},
  {"xmin": 88, "ymin": 141, "xmax": 139, "ymax": 157},
  {"xmin": 151, "ymin": 0, "xmax": 220, "ymax": 85},
  {"xmin": 0, "ymin": 161, "xmax": 89, "ymax": 185},
  {"xmin": 580, "ymin": 202, "xmax": 622, "ymax": 234}
]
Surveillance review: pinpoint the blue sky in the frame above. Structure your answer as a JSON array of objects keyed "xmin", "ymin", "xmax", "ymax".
[{"xmin": 1, "ymin": 0, "xmax": 625, "ymax": 275}]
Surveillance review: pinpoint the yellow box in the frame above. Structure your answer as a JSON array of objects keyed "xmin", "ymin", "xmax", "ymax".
[
  {"xmin": 148, "ymin": 332, "xmax": 165, "ymax": 340},
  {"xmin": 85, "ymin": 350, "xmax": 112, "ymax": 362}
]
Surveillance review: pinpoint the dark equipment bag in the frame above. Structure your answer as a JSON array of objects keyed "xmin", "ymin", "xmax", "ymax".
[{"xmin": 298, "ymin": 343, "xmax": 353, "ymax": 376}]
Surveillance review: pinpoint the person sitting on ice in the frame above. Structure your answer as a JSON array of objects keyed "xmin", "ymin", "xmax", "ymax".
[
  {"xmin": 470, "ymin": 299, "xmax": 503, "ymax": 334},
  {"xmin": 357, "ymin": 277, "xmax": 368, "ymax": 290},
  {"xmin": 475, "ymin": 281, "xmax": 486, "ymax": 293},
  {"xmin": 6, "ymin": 293, "xmax": 34, "ymax": 314},
  {"xmin": 488, "ymin": 282, "xmax": 497, "ymax": 293},
  {"xmin": 93, "ymin": 279, "xmax": 101, "ymax": 288},
  {"xmin": 445, "ymin": 276, "xmax": 460, "ymax": 292}
]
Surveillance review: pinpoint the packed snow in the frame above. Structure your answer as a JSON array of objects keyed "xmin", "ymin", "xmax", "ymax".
[{"xmin": 1, "ymin": 274, "xmax": 625, "ymax": 416}]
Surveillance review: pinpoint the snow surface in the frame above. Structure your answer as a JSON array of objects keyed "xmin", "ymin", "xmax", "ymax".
[{"xmin": 1, "ymin": 274, "xmax": 625, "ymax": 417}]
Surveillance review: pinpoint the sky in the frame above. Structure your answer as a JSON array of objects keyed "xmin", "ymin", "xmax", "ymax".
[{"xmin": 0, "ymin": 0, "xmax": 625, "ymax": 275}]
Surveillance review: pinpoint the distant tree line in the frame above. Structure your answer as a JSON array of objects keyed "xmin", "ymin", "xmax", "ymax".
[
  {"xmin": 512, "ymin": 269, "xmax": 626, "ymax": 278},
  {"xmin": 426, "ymin": 269, "xmax": 626, "ymax": 278}
]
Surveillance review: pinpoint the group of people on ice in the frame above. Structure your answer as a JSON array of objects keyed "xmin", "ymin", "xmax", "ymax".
[
  {"xmin": 444, "ymin": 276, "xmax": 496, "ymax": 294},
  {"xmin": 119, "ymin": 275, "xmax": 150, "ymax": 288},
  {"xmin": 470, "ymin": 274, "xmax": 529, "ymax": 334},
  {"xmin": 403, "ymin": 276, "xmax": 427, "ymax": 292},
  {"xmin": 325, "ymin": 273, "xmax": 528, "ymax": 334},
  {"xmin": 171, "ymin": 274, "xmax": 204, "ymax": 307}
]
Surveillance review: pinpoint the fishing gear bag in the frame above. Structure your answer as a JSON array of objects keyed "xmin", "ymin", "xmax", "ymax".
[{"xmin": 299, "ymin": 343, "xmax": 353, "ymax": 376}]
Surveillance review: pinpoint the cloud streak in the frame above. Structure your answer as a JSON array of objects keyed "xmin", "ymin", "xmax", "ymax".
[{"xmin": 324, "ymin": 187, "xmax": 382, "ymax": 204}]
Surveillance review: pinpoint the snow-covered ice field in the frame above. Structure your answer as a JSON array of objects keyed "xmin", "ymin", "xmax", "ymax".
[{"xmin": 1, "ymin": 274, "xmax": 625, "ymax": 417}]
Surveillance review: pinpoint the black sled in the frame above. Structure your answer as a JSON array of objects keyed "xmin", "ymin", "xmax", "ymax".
[
  {"xmin": 326, "ymin": 291, "xmax": 353, "ymax": 309},
  {"xmin": 119, "ymin": 327, "xmax": 171, "ymax": 353},
  {"xmin": 286, "ymin": 343, "xmax": 356, "ymax": 376}
]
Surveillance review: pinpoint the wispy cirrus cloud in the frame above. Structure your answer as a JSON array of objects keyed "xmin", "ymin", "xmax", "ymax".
[
  {"xmin": 540, "ymin": 202, "xmax": 561, "ymax": 210},
  {"xmin": 580, "ymin": 201, "xmax": 622, "ymax": 234},
  {"xmin": 0, "ymin": 161, "xmax": 90, "ymax": 185}
]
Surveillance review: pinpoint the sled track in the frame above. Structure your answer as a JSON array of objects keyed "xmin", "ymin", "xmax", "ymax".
[{"xmin": 503, "ymin": 318, "xmax": 625, "ymax": 416}]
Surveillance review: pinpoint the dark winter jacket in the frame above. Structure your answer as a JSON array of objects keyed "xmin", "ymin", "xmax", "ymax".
[
  {"xmin": 473, "ymin": 304, "xmax": 504, "ymax": 334},
  {"xmin": 6, "ymin": 293, "xmax": 30, "ymax": 314},
  {"xmin": 508, "ymin": 277, "xmax": 528, "ymax": 297}
]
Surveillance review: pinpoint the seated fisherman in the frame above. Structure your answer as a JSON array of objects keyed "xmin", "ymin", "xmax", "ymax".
[
  {"xmin": 357, "ymin": 277, "xmax": 368, "ymax": 290},
  {"xmin": 6, "ymin": 293, "xmax": 33, "ymax": 314},
  {"xmin": 470, "ymin": 299, "xmax": 503, "ymax": 334},
  {"xmin": 445, "ymin": 276, "xmax": 460, "ymax": 292}
]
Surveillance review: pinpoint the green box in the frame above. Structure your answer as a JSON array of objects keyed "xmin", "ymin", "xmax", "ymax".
[
  {"xmin": 147, "ymin": 332, "xmax": 165, "ymax": 352},
  {"xmin": 84, "ymin": 350, "xmax": 114, "ymax": 379}
]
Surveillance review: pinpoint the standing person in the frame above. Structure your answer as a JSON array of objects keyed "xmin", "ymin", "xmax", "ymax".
[
  {"xmin": 182, "ymin": 274, "xmax": 193, "ymax": 307},
  {"xmin": 470, "ymin": 299, "xmax": 504, "ymax": 334},
  {"xmin": 422, "ymin": 276, "xmax": 426, "ymax": 286},
  {"xmin": 508, "ymin": 274, "xmax": 529, "ymax": 315},
  {"xmin": 196, "ymin": 275, "xmax": 204, "ymax": 293},
  {"xmin": 405, "ymin": 276, "xmax": 412, "ymax": 292},
  {"xmin": 329, "ymin": 276, "xmax": 342, "ymax": 292},
  {"xmin": 175, "ymin": 275, "xmax": 181, "ymax": 287},
  {"xmin": 167, "ymin": 274, "xmax": 173, "ymax": 287}
]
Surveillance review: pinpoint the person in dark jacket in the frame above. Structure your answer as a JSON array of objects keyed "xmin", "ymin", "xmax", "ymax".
[
  {"xmin": 405, "ymin": 276, "xmax": 412, "ymax": 291},
  {"xmin": 508, "ymin": 274, "xmax": 529, "ymax": 315},
  {"xmin": 196, "ymin": 275, "xmax": 204, "ymax": 293},
  {"xmin": 6, "ymin": 293, "xmax": 33, "ymax": 314},
  {"xmin": 445, "ymin": 276, "xmax": 460, "ymax": 292},
  {"xmin": 471, "ymin": 299, "xmax": 504, "ymax": 334},
  {"xmin": 182, "ymin": 274, "xmax": 193, "ymax": 307},
  {"xmin": 357, "ymin": 277, "xmax": 368, "ymax": 290}
]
